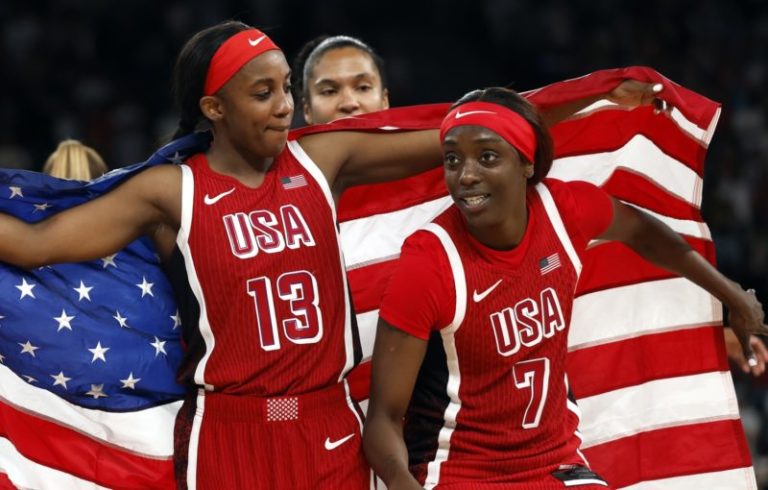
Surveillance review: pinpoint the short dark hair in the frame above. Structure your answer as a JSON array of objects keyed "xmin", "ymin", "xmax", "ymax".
[
  {"xmin": 451, "ymin": 87, "xmax": 553, "ymax": 185},
  {"xmin": 292, "ymin": 35, "xmax": 386, "ymax": 106},
  {"xmin": 171, "ymin": 20, "xmax": 251, "ymax": 140}
]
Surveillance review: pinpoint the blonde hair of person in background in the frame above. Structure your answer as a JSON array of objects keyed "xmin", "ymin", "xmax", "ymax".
[{"xmin": 43, "ymin": 139, "xmax": 108, "ymax": 181}]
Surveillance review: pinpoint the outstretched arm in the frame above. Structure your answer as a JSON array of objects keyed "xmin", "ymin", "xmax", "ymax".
[
  {"xmin": 0, "ymin": 165, "xmax": 180, "ymax": 269},
  {"xmin": 539, "ymin": 80, "xmax": 664, "ymax": 127},
  {"xmin": 363, "ymin": 320, "xmax": 428, "ymax": 490},
  {"xmin": 599, "ymin": 199, "xmax": 768, "ymax": 364},
  {"xmin": 298, "ymin": 128, "xmax": 442, "ymax": 193}
]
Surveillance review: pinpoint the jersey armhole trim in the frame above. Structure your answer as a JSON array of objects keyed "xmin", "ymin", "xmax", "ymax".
[
  {"xmin": 422, "ymin": 223, "xmax": 466, "ymax": 331},
  {"xmin": 535, "ymin": 183, "xmax": 582, "ymax": 275}
]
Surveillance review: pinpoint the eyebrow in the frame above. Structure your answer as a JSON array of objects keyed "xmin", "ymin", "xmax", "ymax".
[
  {"xmin": 314, "ymin": 72, "xmax": 375, "ymax": 86},
  {"xmin": 249, "ymin": 72, "xmax": 292, "ymax": 87}
]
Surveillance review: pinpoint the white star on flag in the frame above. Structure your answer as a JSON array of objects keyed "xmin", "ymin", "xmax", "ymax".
[
  {"xmin": 170, "ymin": 310, "xmax": 182, "ymax": 329},
  {"xmin": 15, "ymin": 278, "xmax": 36, "ymax": 299},
  {"xmin": 86, "ymin": 384, "xmax": 108, "ymax": 399},
  {"xmin": 168, "ymin": 151, "xmax": 185, "ymax": 164},
  {"xmin": 22, "ymin": 375, "xmax": 37, "ymax": 384},
  {"xmin": 136, "ymin": 276, "xmax": 154, "ymax": 297},
  {"xmin": 120, "ymin": 372, "xmax": 141, "ymax": 389},
  {"xmin": 73, "ymin": 281, "xmax": 93, "ymax": 301},
  {"xmin": 0, "ymin": 354, "xmax": 5, "ymax": 363},
  {"xmin": 33, "ymin": 203, "xmax": 52, "ymax": 212},
  {"xmin": 0, "ymin": 314, "xmax": 4, "ymax": 326},
  {"xmin": 101, "ymin": 254, "xmax": 118, "ymax": 268},
  {"xmin": 51, "ymin": 371, "xmax": 72, "ymax": 389},
  {"xmin": 19, "ymin": 340, "xmax": 39, "ymax": 357},
  {"xmin": 53, "ymin": 309, "xmax": 75, "ymax": 332},
  {"xmin": 113, "ymin": 311, "xmax": 129, "ymax": 328},
  {"xmin": 88, "ymin": 341, "xmax": 110, "ymax": 363},
  {"xmin": 150, "ymin": 336, "xmax": 167, "ymax": 356},
  {"xmin": 8, "ymin": 186, "xmax": 23, "ymax": 198}
]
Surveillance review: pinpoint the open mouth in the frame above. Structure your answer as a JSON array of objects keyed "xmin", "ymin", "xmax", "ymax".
[{"xmin": 460, "ymin": 194, "xmax": 490, "ymax": 209}]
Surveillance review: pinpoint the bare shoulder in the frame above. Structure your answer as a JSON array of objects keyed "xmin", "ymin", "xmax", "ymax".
[
  {"xmin": 297, "ymin": 131, "xmax": 355, "ymax": 184},
  {"xmin": 120, "ymin": 164, "xmax": 183, "ymax": 227}
]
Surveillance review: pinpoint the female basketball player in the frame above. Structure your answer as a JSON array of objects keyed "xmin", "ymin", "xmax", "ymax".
[{"xmin": 363, "ymin": 87, "xmax": 767, "ymax": 489}]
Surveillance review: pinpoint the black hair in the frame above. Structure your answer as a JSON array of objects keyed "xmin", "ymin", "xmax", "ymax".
[
  {"xmin": 171, "ymin": 20, "xmax": 251, "ymax": 140},
  {"xmin": 451, "ymin": 87, "xmax": 554, "ymax": 186},
  {"xmin": 292, "ymin": 35, "xmax": 386, "ymax": 107}
]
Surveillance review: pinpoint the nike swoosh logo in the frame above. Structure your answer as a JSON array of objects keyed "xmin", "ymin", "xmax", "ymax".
[
  {"xmin": 473, "ymin": 279, "xmax": 503, "ymax": 303},
  {"xmin": 203, "ymin": 187, "xmax": 236, "ymax": 205},
  {"xmin": 248, "ymin": 35, "xmax": 266, "ymax": 47},
  {"xmin": 455, "ymin": 109, "xmax": 496, "ymax": 119},
  {"xmin": 324, "ymin": 433, "xmax": 355, "ymax": 451}
]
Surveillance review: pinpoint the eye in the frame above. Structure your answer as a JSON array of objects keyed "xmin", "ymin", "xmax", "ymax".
[
  {"xmin": 253, "ymin": 90, "xmax": 271, "ymax": 101},
  {"xmin": 357, "ymin": 84, "xmax": 373, "ymax": 92},
  {"xmin": 479, "ymin": 150, "xmax": 498, "ymax": 164},
  {"xmin": 284, "ymin": 82, "xmax": 293, "ymax": 93},
  {"xmin": 318, "ymin": 88, "xmax": 337, "ymax": 96},
  {"xmin": 443, "ymin": 152, "xmax": 460, "ymax": 169}
]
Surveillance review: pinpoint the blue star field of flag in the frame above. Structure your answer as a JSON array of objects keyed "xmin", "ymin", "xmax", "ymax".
[{"xmin": 0, "ymin": 132, "xmax": 211, "ymax": 411}]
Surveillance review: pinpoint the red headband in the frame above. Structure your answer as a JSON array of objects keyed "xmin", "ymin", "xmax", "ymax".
[
  {"xmin": 204, "ymin": 29, "xmax": 281, "ymax": 95},
  {"xmin": 439, "ymin": 101, "xmax": 537, "ymax": 163}
]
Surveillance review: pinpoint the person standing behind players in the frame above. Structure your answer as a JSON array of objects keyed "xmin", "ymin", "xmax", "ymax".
[
  {"xmin": 43, "ymin": 139, "xmax": 108, "ymax": 180},
  {"xmin": 0, "ymin": 21, "xmax": 451, "ymax": 489},
  {"xmin": 363, "ymin": 87, "xmax": 767, "ymax": 489},
  {"xmin": 293, "ymin": 35, "xmax": 389, "ymax": 125}
]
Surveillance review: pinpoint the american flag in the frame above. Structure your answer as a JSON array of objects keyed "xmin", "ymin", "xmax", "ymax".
[
  {"xmin": 539, "ymin": 253, "xmax": 561, "ymax": 275},
  {"xmin": 0, "ymin": 135, "xmax": 207, "ymax": 489},
  {"xmin": 281, "ymin": 174, "xmax": 307, "ymax": 189},
  {"xmin": 0, "ymin": 68, "xmax": 755, "ymax": 489}
]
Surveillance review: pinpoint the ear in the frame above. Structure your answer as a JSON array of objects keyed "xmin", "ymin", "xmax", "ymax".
[
  {"xmin": 524, "ymin": 164, "xmax": 534, "ymax": 178},
  {"xmin": 303, "ymin": 99, "xmax": 314, "ymax": 125},
  {"xmin": 381, "ymin": 88, "xmax": 390, "ymax": 110},
  {"xmin": 199, "ymin": 95, "xmax": 224, "ymax": 122}
]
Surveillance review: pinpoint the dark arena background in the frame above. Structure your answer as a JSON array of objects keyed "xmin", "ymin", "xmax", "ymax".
[{"xmin": 1, "ymin": 0, "xmax": 766, "ymax": 486}]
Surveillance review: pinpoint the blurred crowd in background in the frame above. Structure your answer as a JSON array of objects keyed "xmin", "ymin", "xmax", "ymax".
[{"xmin": 1, "ymin": 0, "xmax": 766, "ymax": 484}]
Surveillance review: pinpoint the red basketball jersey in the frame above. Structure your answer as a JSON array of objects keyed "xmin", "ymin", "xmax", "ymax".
[
  {"xmin": 381, "ymin": 181, "xmax": 612, "ymax": 488},
  {"xmin": 175, "ymin": 141, "xmax": 359, "ymax": 396}
]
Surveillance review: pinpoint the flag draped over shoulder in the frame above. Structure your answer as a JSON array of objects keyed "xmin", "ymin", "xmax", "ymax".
[
  {"xmin": 0, "ymin": 67, "xmax": 754, "ymax": 489},
  {"xmin": 0, "ymin": 136, "xmax": 207, "ymax": 489}
]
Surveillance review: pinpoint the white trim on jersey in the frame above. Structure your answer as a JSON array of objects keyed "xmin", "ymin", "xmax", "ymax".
[
  {"xmin": 421, "ymin": 223, "xmax": 467, "ymax": 489},
  {"xmin": 285, "ymin": 140, "xmax": 357, "ymax": 382},
  {"xmin": 176, "ymin": 165, "xmax": 216, "ymax": 391},
  {"xmin": 187, "ymin": 389, "xmax": 206, "ymax": 489},
  {"xmin": 535, "ymin": 183, "xmax": 582, "ymax": 275}
]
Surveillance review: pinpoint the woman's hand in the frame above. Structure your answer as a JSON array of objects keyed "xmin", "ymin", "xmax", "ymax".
[
  {"xmin": 724, "ymin": 328, "xmax": 768, "ymax": 376},
  {"xmin": 606, "ymin": 80, "xmax": 665, "ymax": 109},
  {"xmin": 727, "ymin": 287, "xmax": 768, "ymax": 370}
]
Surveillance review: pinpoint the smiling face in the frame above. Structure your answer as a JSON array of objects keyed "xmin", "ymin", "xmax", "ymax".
[
  {"xmin": 203, "ymin": 50, "xmax": 294, "ymax": 159},
  {"xmin": 443, "ymin": 125, "xmax": 533, "ymax": 248},
  {"xmin": 303, "ymin": 46, "xmax": 389, "ymax": 124}
]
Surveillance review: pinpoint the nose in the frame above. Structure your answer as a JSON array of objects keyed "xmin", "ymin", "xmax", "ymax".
[
  {"xmin": 337, "ymin": 88, "xmax": 361, "ymax": 115},
  {"xmin": 274, "ymin": 89, "xmax": 294, "ymax": 119},
  {"xmin": 458, "ymin": 160, "xmax": 481, "ymax": 187}
]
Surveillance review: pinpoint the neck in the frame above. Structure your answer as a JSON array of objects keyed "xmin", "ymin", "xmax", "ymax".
[{"xmin": 206, "ymin": 133, "xmax": 274, "ymax": 188}]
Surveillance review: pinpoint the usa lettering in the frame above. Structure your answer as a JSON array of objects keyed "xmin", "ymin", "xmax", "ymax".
[
  {"xmin": 223, "ymin": 204, "xmax": 316, "ymax": 259},
  {"xmin": 489, "ymin": 287, "xmax": 565, "ymax": 356}
]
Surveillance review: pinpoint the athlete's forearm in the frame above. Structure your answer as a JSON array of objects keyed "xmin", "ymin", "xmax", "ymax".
[
  {"xmin": 362, "ymin": 415, "xmax": 420, "ymax": 489},
  {"xmin": 0, "ymin": 213, "xmax": 48, "ymax": 269}
]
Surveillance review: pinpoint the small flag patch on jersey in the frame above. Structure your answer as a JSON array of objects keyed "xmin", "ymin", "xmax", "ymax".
[
  {"xmin": 281, "ymin": 174, "xmax": 307, "ymax": 189},
  {"xmin": 539, "ymin": 253, "xmax": 561, "ymax": 275}
]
